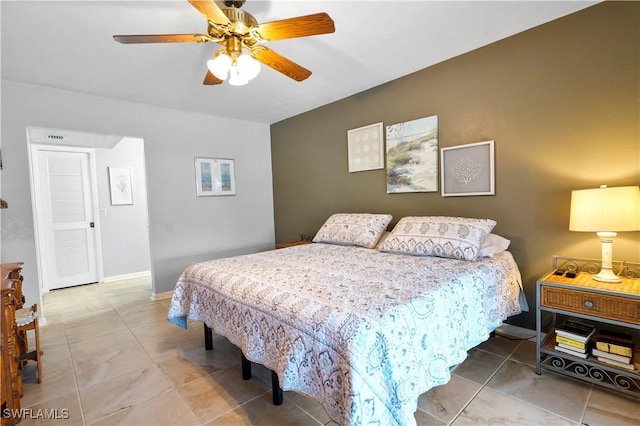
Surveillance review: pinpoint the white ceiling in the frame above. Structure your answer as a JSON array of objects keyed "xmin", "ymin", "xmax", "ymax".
[{"xmin": 1, "ymin": 1, "xmax": 597, "ymax": 124}]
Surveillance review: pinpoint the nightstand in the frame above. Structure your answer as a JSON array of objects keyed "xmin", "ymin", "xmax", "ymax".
[
  {"xmin": 275, "ymin": 240, "xmax": 312, "ymax": 249},
  {"xmin": 535, "ymin": 256, "xmax": 640, "ymax": 397}
]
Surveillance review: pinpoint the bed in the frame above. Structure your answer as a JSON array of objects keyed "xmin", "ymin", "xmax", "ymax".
[{"xmin": 167, "ymin": 214, "xmax": 526, "ymax": 426}]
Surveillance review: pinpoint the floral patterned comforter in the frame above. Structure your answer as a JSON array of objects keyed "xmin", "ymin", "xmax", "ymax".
[{"xmin": 167, "ymin": 243, "xmax": 524, "ymax": 426}]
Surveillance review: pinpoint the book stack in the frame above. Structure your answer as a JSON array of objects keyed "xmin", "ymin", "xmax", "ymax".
[
  {"xmin": 554, "ymin": 319, "xmax": 596, "ymax": 359},
  {"xmin": 592, "ymin": 330, "xmax": 635, "ymax": 371}
]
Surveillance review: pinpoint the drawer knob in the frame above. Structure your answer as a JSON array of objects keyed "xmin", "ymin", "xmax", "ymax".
[{"xmin": 584, "ymin": 300, "xmax": 594, "ymax": 308}]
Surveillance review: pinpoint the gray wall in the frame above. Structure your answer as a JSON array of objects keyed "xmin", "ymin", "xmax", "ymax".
[
  {"xmin": 1, "ymin": 80, "xmax": 274, "ymax": 308},
  {"xmin": 95, "ymin": 137, "xmax": 151, "ymax": 278},
  {"xmin": 270, "ymin": 2, "xmax": 640, "ymax": 329}
]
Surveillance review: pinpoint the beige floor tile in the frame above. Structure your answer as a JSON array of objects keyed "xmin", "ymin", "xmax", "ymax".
[
  {"xmin": 40, "ymin": 310, "xmax": 67, "ymax": 328},
  {"xmin": 62, "ymin": 307, "xmax": 119, "ymax": 328},
  {"xmin": 65, "ymin": 315, "xmax": 128, "ymax": 344},
  {"xmin": 39, "ymin": 342, "xmax": 72, "ymax": 372},
  {"xmin": 89, "ymin": 389, "xmax": 200, "ymax": 426},
  {"xmin": 17, "ymin": 390, "xmax": 84, "ymax": 426},
  {"xmin": 73, "ymin": 344, "xmax": 155, "ymax": 389},
  {"xmin": 486, "ymin": 359, "xmax": 591, "ymax": 422},
  {"xmin": 452, "ymin": 386, "xmax": 575, "ymax": 425},
  {"xmin": 140, "ymin": 329, "xmax": 206, "ymax": 362},
  {"xmin": 509, "ymin": 338, "xmax": 537, "ymax": 367},
  {"xmin": 475, "ymin": 335, "xmax": 522, "ymax": 357},
  {"xmin": 68, "ymin": 328, "xmax": 139, "ymax": 359},
  {"xmin": 415, "ymin": 408, "xmax": 447, "ymax": 426},
  {"xmin": 285, "ymin": 391, "xmax": 331, "ymax": 424},
  {"xmin": 58, "ymin": 299, "xmax": 112, "ymax": 318},
  {"xmin": 80, "ymin": 366, "xmax": 172, "ymax": 424},
  {"xmin": 105, "ymin": 291, "xmax": 155, "ymax": 308},
  {"xmin": 20, "ymin": 363, "xmax": 78, "ymax": 408},
  {"xmin": 157, "ymin": 347, "xmax": 238, "ymax": 387},
  {"xmin": 116, "ymin": 300, "xmax": 170, "ymax": 326},
  {"xmin": 452, "ymin": 347, "xmax": 506, "ymax": 384},
  {"xmin": 38, "ymin": 324, "xmax": 68, "ymax": 348},
  {"xmin": 417, "ymin": 374, "xmax": 482, "ymax": 424},
  {"xmin": 177, "ymin": 365, "xmax": 270, "ymax": 424},
  {"xmin": 583, "ymin": 386, "xmax": 640, "ymax": 426},
  {"xmin": 129, "ymin": 316, "xmax": 189, "ymax": 342},
  {"xmin": 205, "ymin": 392, "xmax": 321, "ymax": 425}
]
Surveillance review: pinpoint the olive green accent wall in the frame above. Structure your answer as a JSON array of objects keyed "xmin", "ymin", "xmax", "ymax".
[{"xmin": 270, "ymin": 2, "xmax": 639, "ymax": 329}]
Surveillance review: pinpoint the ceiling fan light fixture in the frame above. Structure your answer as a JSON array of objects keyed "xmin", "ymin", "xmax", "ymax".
[
  {"xmin": 237, "ymin": 53, "xmax": 260, "ymax": 80},
  {"xmin": 207, "ymin": 52, "xmax": 232, "ymax": 80},
  {"xmin": 114, "ymin": 0, "xmax": 335, "ymax": 86},
  {"xmin": 228, "ymin": 66, "xmax": 249, "ymax": 86}
]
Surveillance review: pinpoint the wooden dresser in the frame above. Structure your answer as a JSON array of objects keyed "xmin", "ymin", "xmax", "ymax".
[
  {"xmin": 1, "ymin": 281, "xmax": 21, "ymax": 425},
  {"xmin": 1, "ymin": 262, "xmax": 24, "ymax": 425}
]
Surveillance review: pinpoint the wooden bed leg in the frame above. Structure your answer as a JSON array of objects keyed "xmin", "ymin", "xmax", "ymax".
[
  {"xmin": 204, "ymin": 324, "xmax": 213, "ymax": 350},
  {"xmin": 241, "ymin": 353, "xmax": 252, "ymax": 380},
  {"xmin": 271, "ymin": 370, "xmax": 283, "ymax": 406}
]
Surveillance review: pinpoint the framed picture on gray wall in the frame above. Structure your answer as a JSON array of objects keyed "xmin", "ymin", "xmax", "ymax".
[
  {"xmin": 347, "ymin": 122, "xmax": 384, "ymax": 172},
  {"xmin": 195, "ymin": 157, "xmax": 236, "ymax": 197},
  {"xmin": 109, "ymin": 166, "xmax": 134, "ymax": 205},
  {"xmin": 385, "ymin": 115, "xmax": 439, "ymax": 193},
  {"xmin": 441, "ymin": 140, "xmax": 495, "ymax": 197},
  {"xmin": 215, "ymin": 158, "xmax": 236, "ymax": 196},
  {"xmin": 195, "ymin": 157, "xmax": 217, "ymax": 197}
]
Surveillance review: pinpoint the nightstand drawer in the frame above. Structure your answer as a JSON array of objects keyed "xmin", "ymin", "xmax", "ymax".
[{"xmin": 540, "ymin": 285, "xmax": 640, "ymax": 324}]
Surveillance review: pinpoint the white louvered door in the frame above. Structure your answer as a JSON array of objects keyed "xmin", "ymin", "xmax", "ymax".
[{"xmin": 38, "ymin": 150, "xmax": 98, "ymax": 289}]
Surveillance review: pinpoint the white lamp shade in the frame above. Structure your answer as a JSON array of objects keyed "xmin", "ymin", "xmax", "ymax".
[
  {"xmin": 569, "ymin": 185, "xmax": 640, "ymax": 232},
  {"xmin": 207, "ymin": 53, "xmax": 232, "ymax": 80},
  {"xmin": 228, "ymin": 66, "xmax": 248, "ymax": 86},
  {"xmin": 236, "ymin": 54, "xmax": 260, "ymax": 80}
]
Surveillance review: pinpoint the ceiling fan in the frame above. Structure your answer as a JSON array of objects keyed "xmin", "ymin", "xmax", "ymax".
[{"xmin": 113, "ymin": 0, "xmax": 335, "ymax": 86}]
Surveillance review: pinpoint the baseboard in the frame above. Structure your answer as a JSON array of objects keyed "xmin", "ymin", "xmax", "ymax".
[
  {"xmin": 151, "ymin": 290, "xmax": 173, "ymax": 301},
  {"xmin": 103, "ymin": 270, "xmax": 151, "ymax": 282}
]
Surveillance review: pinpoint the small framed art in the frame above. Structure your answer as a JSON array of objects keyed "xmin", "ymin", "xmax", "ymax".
[
  {"xmin": 215, "ymin": 158, "xmax": 236, "ymax": 196},
  {"xmin": 386, "ymin": 115, "xmax": 439, "ymax": 193},
  {"xmin": 441, "ymin": 140, "xmax": 495, "ymax": 197},
  {"xmin": 108, "ymin": 167, "xmax": 134, "ymax": 205},
  {"xmin": 195, "ymin": 157, "xmax": 236, "ymax": 197},
  {"xmin": 347, "ymin": 122, "xmax": 384, "ymax": 172}
]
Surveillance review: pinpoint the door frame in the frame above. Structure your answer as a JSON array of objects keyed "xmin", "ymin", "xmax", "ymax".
[{"xmin": 28, "ymin": 143, "xmax": 105, "ymax": 295}]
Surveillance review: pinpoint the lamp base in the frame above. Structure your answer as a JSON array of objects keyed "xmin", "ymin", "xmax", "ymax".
[
  {"xmin": 594, "ymin": 268, "xmax": 621, "ymax": 283},
  {"xmin": 594, "ymin": 231, "xmax": 621, "ymax": 283}
]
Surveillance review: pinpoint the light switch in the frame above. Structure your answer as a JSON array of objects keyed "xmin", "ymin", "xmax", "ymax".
[{"xmin": 101, "ymin": 208, "xmax": 108, "ymax": 217}]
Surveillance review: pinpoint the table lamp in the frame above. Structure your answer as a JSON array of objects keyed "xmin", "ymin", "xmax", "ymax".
[{"xmin": 569, "ymin": 185, "xmax": 640, "ymax": 283}]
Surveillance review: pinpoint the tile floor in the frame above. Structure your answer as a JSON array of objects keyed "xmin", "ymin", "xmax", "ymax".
[{"xmin": 13, "ymin": 277, "xmax": 640, "ymax": 425}]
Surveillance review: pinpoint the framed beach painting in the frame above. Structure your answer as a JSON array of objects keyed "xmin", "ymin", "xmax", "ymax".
[
  {"xmin": 441, "ymin": 140, "xmax": 495, "ymax": 196},
  {"xmin": 215, "ymin": 158, "xmax": 236, "ymax": 196},
  {"xmin": 195, "ymin": 157, "xmax": 217, "ymax": 197},
  {"xmin": 195, "ymin": 157, "xmax": 236, "ymax": 197},
  {"xmin": 385, "ymin": 115, "xmax": 438, "ymax": 193}
]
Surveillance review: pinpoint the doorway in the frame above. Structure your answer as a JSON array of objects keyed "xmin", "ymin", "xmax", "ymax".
[{"xmin": 27, "ymin": 127, "xmax": 152, "ymax": 299}]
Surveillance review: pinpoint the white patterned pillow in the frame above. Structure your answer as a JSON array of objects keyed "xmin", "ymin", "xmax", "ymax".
[
  {"xmin": 380, "ymin": 216, "xmax": 496, "ymax": 260},
  {"xmin": 313, "ymin": 213, "xmax": 393, "ymax": 248}
]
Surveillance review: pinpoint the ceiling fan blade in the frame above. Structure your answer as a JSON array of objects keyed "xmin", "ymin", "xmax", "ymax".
[
  {"xmin": 188, "ymin": 0, "xmax": 230, "ymax": 25},
  {"xmin": 252, "ymin": 12, "xmax": 335, "ymax": 41},
  {"xmin": 251, "ymin": 46, "xmax": 312, "ymax": 82},
  {"xmin": 113, "ymin": 34, "xmax": 210, "ymax": 44},
  {"xmin": 203, "ymin": 70, "xmax": 223, "ymax": 85}
]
